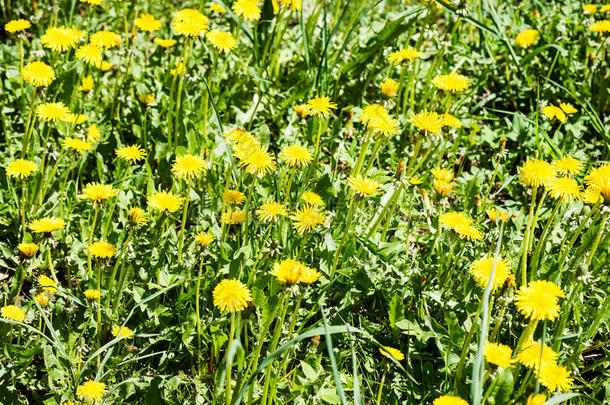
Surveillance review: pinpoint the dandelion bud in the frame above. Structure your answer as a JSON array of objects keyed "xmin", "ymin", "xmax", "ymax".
[
  {"xmin": 396, "ymin": 160, "xmax": 405, "ymax": 178},
  {"xmin": 499, "ymin": 136, "xmax": 507, "ymax": 151},
  {"xmin": 35, "ymin": 292, "xmax": 49, "ymax": 307}
]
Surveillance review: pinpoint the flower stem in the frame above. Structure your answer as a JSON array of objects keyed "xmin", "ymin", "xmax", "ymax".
[
  {"xmin": 21, "ymin": 87, "xmax": 39, "ymax": 158},
  {"xmin": 177, "ymin": 180, "xmax": 191, "ymax": 264},
  {"xmin": 520, "ymin": 186, "xmax": 538, "ymax": 287},
  {"xmin": 225, "ymin": 311, "xmax": 236, "ymax": 405},
  {"xmin": 87, "ymin": 207, "xmax": 100, "ymax": 278},
  {"xmin": 329, "ymin": 197, "xmax": 360, "ymax": 281}
]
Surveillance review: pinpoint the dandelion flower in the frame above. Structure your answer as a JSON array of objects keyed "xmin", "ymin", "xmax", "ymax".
[
  {"xmin": 257, "ymin": 201, "xmax": 288, "ymax": 222},
  {"xmin": 294, "ymin": 104, "xmax": 310, "ymax": 118},
  {"xmin": 590, "ymin": 20, "xmax": 610, "ymax": 33},
  {"xmin": 408, "ymin": 110, "xmax": 444, "ymax": 134},
  {"xmin": 537, "ymin": 362, "xmax": 573, "ymax": 392},
  {"xmin": 138, "ymin": 94, "xmax": 154, "ymax": 104},
  {"xmin": 195, "ymin": 231, "xmax": 214, "ymax": 247},
  {"xmin": 232, "ymin": 0, "xmax": 261, "ymax": 21},
  {"xmin": 62, "ymin": 137, "xmax": 93, "ymax": 153},
  {"xmin": 154, "ymin": 38, "xmax": 177, "ymax": 48},
  {"xmin": 148, "ymin": 191, "xmax": 183, "ymax": 213},
  {"xmin": 29, "ymin": 217, "xmax": 65, "ymax": 233},
  {"xmin": 433, "ymin": 396, "xmax": 469, "ymax": 405},
  {"xmin": 432, "ymin": 71, "xmax": 471, "ymax": 93},
  {"xmin": 89, "ymin": 241, "xmax": 116, "ymax": 258},
  {"xmin": 77, "ymin": 381, "xmax": 106, "ymax": 402},
  {"xmin": 442, "ymin": 113, "xmax": 462, "ymax": 128},
  {"xmin": 172, "ymin": 154, "xmax": 207, "ymax": 180},
  {"xmin": 583, "ymin": 4, "xmax": 597, "ymax": 14},
  {"xmin": 90, "ymin": 30, "xmax": 122, "ymax": 49},
  {"xmin": 63, "ymin": 113, "xmax": 88, "ymax": 125},
  {"xmin": 291, "ymin": 205, "xmax": 327, "ymax": 234},
  {"xmin": 1, "ymin": 305, "xmax": 26, "ymax": 322},
  {"xmin": 559, "ymin": 102, "xmax": 577, "ymax": 114},
  {"xmin": 387, "ymin": 47, "xmax": 422, "ymax": 64},
  {"xmin": 6, "ymin": 159, "xmax": 37, "ymax": 179},
  {"xmin": 279, "ymin": 144, "xmax": 312, "ymax": 168},
  {"xmin": 84, "ymin": 289, "xmax": 101, "ymax": 299},
  {"xmin": 440, "ymin": 211, "xmax": 474, "ymax": 229},
  {"xmin": 111, "ymin": 325, "xmax": 135, "ymax": 339},
  {"xmin": 582, "ymin": 186, "xmax": 603, "ymax": 204},
  {"xmin": 81, "ymin": 182, "xmax": 117, "ymax": 202},
  {"xmin": 553, "ymin": 156, "xmax": 582, "ymax": 177},
  {"xmin": 100, "ymin": 61, "xmax": 113, "ymax": 71},
  {"xmin": 301, "ymin": 191, "xmax": 324, "ymax": 206},
  {"xmin": 486, "ymin": 208, "xmax": 510, "ymax": 222},
  {"xmin": 116, "ymin": 145, "xmax": 145, "ymax": 163},
  {"xmin": 348, "ymin": 174, "xmax": 381, "ymax": 197},
  {"xmin": 135, "ymin": 14, "xmax": 162, "ymax": 31},
  {"xmin": 515, "ymin": 29, "xmax": 539, "ymax": 47},
  {"xmin": 223, "ymin": 189, "xmax": 246, "ymax": 205},
  {"xmin": 238, "ymin": 147, "xmax": 276, "ymax": 175},
  {"xmin": 35, "ymin": 292, "xmax": 50, "ymax": 307},
  {"xmin": 41, "ymin": 26, "xmax": 81, "ymax": 52},
  {"xmin": 519, "ymin": 159, "xmax": 555, "ymax": 187},
  {"xmin": 213, "ymin": 279, "xmax": 253, "ymax": 312},
  {"xmin": 359, "ymin": 104, "xmax": 399, "ymax": 135},
  {"xmin": 431, "ymin": 167, "xmax": 454, "ymax": 182},
  {"xmin": 455, "ymin": 225, "xmax": 483, "ymax": 240},
  {"xmin": 207, "ymin": 29, "xmax": 238, "ymax": 52},
  {"xmin": 80, "ymin": 75, "xmax": 94, "ymax": 92},
  {"xmin": 484, "ymin": 342, "xmax": 513, "ymax": 368},
  {"xmin": 170, "ymin": 62, "xmax": 185, "ymax": 75},
  {"xmin": 84, "ymin": 124, "xmax": 100, "ymax": 142},
  {"xmin": 76, "ymin": 44, "xmax": 103, "ymax": 67},
  {"xmin": 516, "ymin": 339, "xmax": 558, "ymax": 369},
  {"xmin": 210, "ymin": 3, "xmax": 227, "ymax": 13},
  {"xmin": 271, "ymin": 258, "xmax": 309, "ymax": 284},
  {"xmin": 514, "ymin": 280, "xmax": 565, "ymax": 321},
  {"xmin": 380, "ymin": 78, "xmax": 399, "ymax": 97},
  {"xmin": 546, "ymin": 177, "xmax": 581, "ymax": 203},
  {"xmin": 23, "ymin": 61, "xmax": 55, "ymax": 87},
  {"xmin": 434, "ymin": 180, "xmax": 453, "ymax": 196},
  {"xmin": 602, "ymin": 5, "xmax": 610, "ymax": 12},
  {"xmin": 80, "ymin": 0, "xmax": 103, "ymax": 5},
  {"xmin": 584, "ymin": 163, "xmax": 610, "ymax": 198},
  {"xmin": 5, "ymin": 19, "xmax": 31, "ymax": 33},
  {"xmin": 38, "ymin": 275, "xmax": 57, "ymax": 293},
  {"xmin": 299, "ymin": 266, "xmax": 321, "ymax": 284},
  {"xmin": 470, "ymin": 256, "xmax": 512, "ymax": 289},
  {"xmin": 279, "ymin": 0, "xmax": 301, "ymax": 11},
  {"xmin": 526, "ymin": 394, "xmax": 546, "ymax": 405},
  {"xmin": 18, "ymin": 243, "xmax": 38, "ymax": 257},
  {"xmin": 306, "ymin": 95, "xmax": 337, "ymax": 117},
  {"xmin": 542, "ymin": 105, "xmax": 566, "ymax": 123},
  {"xmin": 379, "ymin": 346, "xmax": 404, "ymax": 361},
  {"xmin": 128, "ymin": 207, "xmax": 147, "ymax": 225},
  {"xmin": 221, "ymin": 209, "xmax": 246, "ymax": 225},
  {"xmin": 172, "ymin": 8, "xmax": 208, "ymax": 37}
]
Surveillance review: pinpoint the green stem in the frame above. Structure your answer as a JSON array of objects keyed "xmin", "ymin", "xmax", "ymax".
[
  {"xmin": 87, "ymin": 207, "xmax": 100, "ymax": 278},
  {"xmin": 177, "ymin": 181, "xmax": 191, "ymax": 264},
  {"xmin": 106, "ymin": 228, "xmax": 134, "ymax": 311},
  {"xmin": 21, "ymin": 87, "xmax": 39, "ymax": 158},
  {"xmin": 329, "ymin": 197, "xmax": 360, "ymax": 281},
  {"xmin": 225, "ymin": 311, "xmax": 236, "ymax": 405},
  {"xmin": 101, "ymin": 164, "xmax": 130, "ymax": 239},
  {"xmin": 520, "ymin": 186, "xmax": 538, "ymax": 287}
]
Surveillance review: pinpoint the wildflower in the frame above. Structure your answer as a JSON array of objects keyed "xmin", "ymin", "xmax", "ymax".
[
  {"xmin": 223, "ymin": 189, "xmax": 246, "ymax": 205},
  {"xmin": 301, "ymin": 191, "xmax": 324, "ymax": 206},
  {"xmin": 559, "ymin": 102, "xmax": 577, "ymax": 114},
  {"xmin": 431, "ymin": 71, "xmax": 471, "ymax": 93},
  {"xmin": 100, "ymin": 61, "xmax": 113, "ymax": 71},
  {"xmin": 514, "ymin": 280, "xmax": 565, "ymax": 321},
  {"xmin": 81, "ymin": 182, "xmax": 117, "ymax": 202},
  {"xmin": 232, "ymin": 0, "xmax": 261, "ymax": 21},
  {"xmin": 221, "ymin": 209, "xmax": 246, "ymax": 225},
  {"xmin": 537, "ymin": 362, "xmax": 573, "ymax": 392},
  {"xmin": 515, "ymin": 29, "xmax": 539, "ymax": 47},
  {"xmin": 440, "ymin": 211, "xmax": 482, "ymax": 240},
  {"xmin": 207, "ymin": 29, "xmax": 238, "ymax": 52},
  {"xmin": 433, "ymin": 396, "xmax": 469, "ymax": 405},
  {"xmin": 29, "ymin": 217, "xmax": 65, "ymax": 233},
  {"xmin": 435, "ymin": 180, "xmax": 452, "ymax": 195},
  {"xmin": 306, "ymin": 95, "xmax": 337, "ymax": 117},
  {"xmin": 76, "ymin": 44, "xmax": 103, "ymax": 67},
  {"xmin": 456, "ymin": 225, "xmax": 483, "ymax": 240},
  {"xmin": 486, "ymin": 208, "xmax": 510, "ymax": 222},
  {"xmin": 484, "ymin": 342, "xmax": 513, "ymax": 368},
  {"xmin": 290, "ymin": 205, "xmax": 327, "ymax": 234},
  {"xmin": 348, "ymin": 174, "xmax": 381, "ymax": 197},
  {"xmin": 408, "ymin": 110, "xmax": 444, "ymax": 134},
  {"xmin": 138, "ymin": 94, "xmax": 154, "ymax": 104},
  {"xmin": 18, "ymin": 243, "xmax": 38, "ymax": 257},
  {"xmin": 408, "ymin": 177, "xmax": 423, "ymax": 185},
  {"xmin": 379, "ymin": 346, "xmax": 404, "ymax": 361},
  {"xmin": 6, "ymin": 159, "xmax": 37, "ymax": 179},
  {"xmin": 380, "ymin": 78, "xmax": 399, "ymax": 97},
  {"xmin": 172, "ymin": 8, "xmax": 208, "ymax": 37},
  {"xmin": 111, "ymin": 325, "xmax": 135, "ymax": 339},
  {"xmin": 442, "ymin": 113, "xmax": 462, "ymax": 128},
  {"xmin": 279, "ymin": 144, "xmax": 312, "ymax": 168},
  {"xmin": 546, "ymin": 177, "xmax": 581, "ymax": 203},
  {"xmin": 271, "ymin": 258, "xmax": 317, "ymax": 284},
  {"xmin": 387, "ymin": 47, "xmax": 422, "ymax": 64},
  {"xmin": 1, "ymin": 305, "xmax": 26, "ymax": 322},
  {"xmin": 62, "ymin": 137, "xmax": 93, "ymax": 153},
  {"xmin": 257, "ymin": 201, "xmax": 288, "ymax": 222},
  {"xmin": 210, "ymin": 3, "xmax": 227, "ymax": 13},
  {"xmin": 294, "ymin": 104, "xmax": 310, "ymax": 118},
  {"xmin": 90, "ymin": 30, "xmax": 122, "ymax": 49},
  {"xmin": 135, "ymin": 13, "xmax": 162, "ymax": 31},
  {"xmin": 172, "ymin": 154, "xmax": 207, "ymax": 180},
  {"xmin": 63, "ymin": 113, "xmax": 88, "ymax": 125},
  {"xmin": 583, "ymin": 4, "xmax": 597, "ymax": 14},
  {"xmin": 470, "ymin": 256, "xmax": 511, "ymax": 289},
  {"xmin": 519, "ymin": 159, "xmax": 555, "ymax": 187},
  {"xmin": 238, "ymin": 147, "xmax": 276, "ymax": 176},
  {"xmin": 80, "ymin": 0, "xmax": 102, "ymax": 4},
  {"xmin": 553, "ymin": 156, "xmax": 581, "ymax": 176},
  {"xmin": 22, "ymin": 61, "xmax": 55, "ymax": 87},
  {"xmin": 278, "ymin": 0, "xmax": 301, "ymax": 11},
  {"xmin": 148, "ymin": 190, "xmax": 184, "ymax": 213},
  {"xmin": 154, "ymin": 38, "xmax": 177, "ymax": 48},
  {"xmin": 76, "ymin": 381, "xmax": 106, "ymax": 402},
  {"xmin": 584, "ymin": 163, "xmax": 610, "ymax": 199},
  {"xmin": 84, "ymin": 289, "xmax": 101, "ymax": 299},
  {"xmin": 431, "ymin": 167, "xmax": 454, "ymax": 182},
  {"xmin": 602, "ymin": 5, "xmax": 610, "ymax": 12},
  {"xmin": 590, "ymin": 20, "xmax": 610, "ymax": 33},
  {"xmin": 38, "ymin": 275, "xmax": 57, "ymax": 293},
  {"xmin": 583, "ymin": 186, "xmax": 603, "ymax": 204},
  {"xmin": 116, "ymin": 145, "xmax": 145, "ymax": 163},
  {"xmin": 41, "ymin": 26, "xmax": 80, "ymax": 52},
  {"xmin": 519, "ymin": 342, "xmax": 557, "ymax": 369},
  {"xmin": 5, "ymin": 19, "xmax": 31, "ymax": 33},
  {"xmin": 526, "ymin": 394, "xmax": 546, "ymax": 405},
  {"xmin": 359, "ymin": 104, "xmax": 399, "ymax": 135},
  {"xmin": 129, "ymin": 207, "xmax": 148, "ymax": 225},
  {"xmin": 88, "ymin": 241, "xmax": 116, "ymax": 258},
  {"xmin": 542, "ymin": 105, "xmax": 566, "ymax": 122},
  {"xmin": 35, "ymin": 292, "xmax": 49, "ymax": 307},
  {"xmin": 213, "ymin": 279, "xmax": 253, "ymax": 312},
  {"xmin": 196, "ymin": 231, "xmax": 214, "ymax": 247},
  {"xmin": 80, "ymin": 75, "xmax": 94, "ymax": 91}
]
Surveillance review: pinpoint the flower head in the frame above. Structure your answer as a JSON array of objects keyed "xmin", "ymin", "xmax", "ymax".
[
  {"xmin": 546, "ymin": 177, "xmax": 581, "ymax": 203},
  {"xmin": 172, "ymin": 154, "xmax": 207, "ymax": 180},
  {"xmin": 154, "ymin": 38, "xmax": 177, "ymax": 48},
  {"xmin": 223, "ymin": 189, "xmax": 246, "ymax": 205},
  {"xmin": 306, "ymin": 95, "xmax": 337, "ymax": 117},
  {"xmin": 23, "ymin": 61, "xmax": 55, "ymax": 87},
  {"xmin": 380, "ymin": 78, "xmax": 399, "ymax": 97},
  {"xmin": 537, "ymin": 362, "xmax": 573, "ymax": 392},
  {"xmin": 88, "ymin": 241, "xmax": 116, "ymax": 258},
  {"xmin": 207, "ymin": 29, "xmax": 238, "ymax": 52},
  {"xmin": 62, "ymin": 137, "xmax": 93, "ymax": 153},
  {"xmin": 433, "ymin": 396, "xmax": 469, "ymax": 405},
  {"xmin": 238, "ymin": 147, "xmax": 276, "ymax": 176},
  {"xmin": 279, "ymin": 144, "xmax": 312, "ymax": 168},
  {"xmin": 515, "ymin": 29, "xmax": 539, "ymax": 47},
  {"xmin": 359, "ymin": 104, "xmax": 399, "ymax": 135},
  {"xmin": 553, "ymin": 156, "xmax": 582, "ymax": 177},
  {"xmin": 5, "ymin": 19, "xmax": 31, "ymax": 33},
  {"xmin": 433, "ymin": 180, "xmax": 453, "ymax": 196},
  {"xmin": 172, "ymin": 8, "xmax": 208, "ymax": 37},
  {"xmin": 301, "ymin": 191, "xmax": 324, "ymax": 206},
  {"xmin": 432, "ymin": 71, "xmax": 471, "ymax": 93},
  {"xmin": 583, "ymin": 186, "xmax": 603, "ymax": 205},
  {"xmin": 387, "ymin": 47, "xmax": 422, "ymax": 65},
  {"xmin": 221, "ymin": 209, "xmax": 247, "ymax": 225},
  {"xmin": 1, "ymin": 305, "xmax": 26, "ymax": 322},
  {"xmin": 18, "ymin": 243, "xmax": 39, "ymax": 257},
  {"xmin": 408, "ymin": 110, "xmax": 444, "ymax": 134},
  {"xmin": 484, "ymin": 342, "xmax": 513, "ymax": 368},
  {"xmin": 91, "ymin": 30, "xmax": 122, "ymax": 49},
  {"xmin": 77, "ymin": 381, "xmax": 106, "ymax": 402},
  {"xmin": 116, "ymin": 145, "xmax": 145, "ymax": 163},
  {"xmin": 519, "ymin": 159, "xmax": 555, "ymax": 187},
  {"xmin": 81, "ymin": 182, "xmax": 116, "ymax": 202},
  {"xmin": 211, "ymin": 3, "xmax": 227, "ymax": 13},
  {"xmin": 128, "ymin": 207, "xmax": 148, "ymax": 226},
  {"xmin": 470, "ymin": 256, "xmax": 511, "ymax": 290},
  {"xmin": 76, "ymin": 44, "xmax": 103, "ymax": 67},
  {"xmin": 583, "ymin": 4, "xmax": 597, "ymax": 14},
  {"xmin": 542, "ymin": 105, "xmax": 566, "ymax": 123},
  {"xmin": 6, "ymin": 159, "xmax": 37, "ymax": 179},
  {"xmin": 63, "ymin": 113, "xmax": 88, "ymax": 125},
  {"xmin": 213, "ymin": 279, "xmax": 253, "ymax": 312},
  {"xmin": 80, "ymin": 75, "xmax": 94, "ymax": 92},
  {"xmin": 379, "ymin": 346, "xmax": 404, "ymax": 361},
  {"xmin": 36, "ymin": 292, "xmax": 50, "ymax": 307},
  {"xmin": 148, "ymin": 191, "xmax": 184, "ymax": 213},
  {"xmin": 271, "ymin": 258, "xmax": 320, "ymax": 284},
  {"xmin": 348, "ymin": 174, "xmax": 381, "ymax": 197},
  {"xmin": 486, "ymin": 208, "xmax": 510, "ymax": 223},
  {"xmin": 585, "ymin": 163, "xmax": 610, "ymax": 199},
  {"xmin": 514, "ymin": 280, "xmax": 565, "ymax": 321},
  {"xmin": 294, "ymin": 104, "xmax": 310, "ymax": 118},
  {"xmin": 84, "ymin": 289, "xmax": 102, "ymax": 299},
  {"xmin": 559, "ymin": 102, "xmax": 577, "ymax": 114},
  {"xmin": 440, "ymin": 211, "xmax": 482, "ymax": 240},
  {"xmin": 112, "ymin": 325, "xmax": 135, "ymax": 339},
  {"xmin": 38, "ymin": 275, "xmax": 57, "ymax": 293},
  {"xmin": 431, "ymin": 167, "xmax": 453, "ymax": 182},
  {"xmin": 257, "ymin": 201, "xmax": 288, "ymax": 222},
  {"xmin": 135, "ymin": 13, "xmax": 162, "ymax": 31},
  {"xmin": 590, "ymin": 20, "xmax": 610, "ymax": 33},
  {"xmin": 195, "ymin": 231, "xmax": 214, "ymax": 247},
  {"xmin": 232, "ymin": 0, "xmax": 261, "ymax": 21},
  {"xmin": 516, "ymin": 339, "xmax": 558, "ymax": 369},
  {"xmin": 442, "ymin": 113, "xmax": 462, "ymax": 128},
  {"xmin": 290, "ymin": 205, "xmax": 327, "ymax": 234},
  {"xmin": 41, "ymin": 26, "xmax": 81, "ymax": 52},
  {"xmin": 29, "ymin": 217, "xmax": 65, "ymax": 233}
]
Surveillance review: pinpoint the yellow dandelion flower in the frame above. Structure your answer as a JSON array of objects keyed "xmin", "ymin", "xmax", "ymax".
[
  {"xmin": 516, "ymin": 340, "xmax": 558, "ymax": 369},
  {"xmin": 455, "ymin": 224, "xmax": 483, "ymax": 240},
  {"xmin": 223, "ymin": 189, "xmax": 246, "ymax": 205},
  {"xmin": 172, "ymin": 8, "xmax": 208, "ymax": 37},
  {"xmin": 432, "ymin": 71, "xmax": 471, "ymax": 93},
  {"xmin": 359, "ymin": 104, "xmax": 399, "ymax": 135},
  {"xmin": 515, "ymin": 280, "xmax": 565, "ymax": 321},
  {"xmin": 128, "ymin": 207, "xmax": 147, "ymax": 225},
  {"xmin": 442, "ymin": 113, "xmax": 462, "ymax": 128},
  {"xmin": 486, "ymin": 208, "xmax": 510, "ymax": 223},
  {"xmin": 38, "ymin": 275, "xmax": 57, "ymax": 293},
  {"xmin": 135, "ymin": 13, "xmax": 162, "ymax": 31},
  {"xmin": 431, "ymin": 167, "xmax": 454, "ymax": 182},
  {"xmin": 299, "ymin": 266, "xmax": 321, "ymax": 284},
  {"xmin": 63, "ymin": 113, "xmax": 88, "ymax": 125},
  {"xmin": 154, "ymin": 38, "xmax": 177, "ymax": 48},
  {"xmin": 408, "ymin": 110, "xmax": 444, "ymax": 134},
  {"xmin": 306, "ymin": 95, "xmax": 337, "ymax": 117},
  {"xmin": 62, "ymin": 137, "xmax": 93, "ymax": 153},
  {"xmin": 584, "ymin": 163, "xmax": 610, "ymax": 198},
  {"xmin": 470, "ymin": 256, "xmax": 511, "ymax": 290},
  {"xmin": 278, "ymin": 0, "xmax": 301, "ymax": 11},
  {"xmin": 290, "ymin": 205, "xmax": 327, "ymax": 234},
  {"xmin": 257, "ymin": 201, "xmax": 288, "ymax": 222},
  {"xmin": 484, "ymin": 342, "xmax": 513, "ymax": 368},
  {"xmin": 18, "ymin": 243, "xmax": 38, "ymax": 257},
  {"xmin": 553, "ymin": 156, "xmax": 582, "ymax": 177},
  {"xmin": 559, "ymin": 102, "xmax": 577, "ymax": 114},
  {"xmin": 546, "ymin": 177, "xmax": 581, "ymax": 203},
  {"xmin": 29, "ymin": 217, "xmax": 65, "ymax": 233},
  {"xmin": 526, "ymin": 394, "xmax": 546, "ymax": 405},
  {"xmin": 111, "ymin": 325, "xmax": 135, "ymax": 339},
  {"xmin": 380, "ymin": 78, "xmax": 399, "ymax": 97},
  {"xmin": 590, "ymin": 20, "xmax": 610, "ymax": 33},
  {"xmin": 238, "ymin": 147, "xmax": 276, "ymax": 176},
  {"xmin": 84, "ymin": 289, "xmax": 101, "ymax": 299},
  {"xmin": 515, "ymin": 29, "xmax": 539, "ymax": 47},
  {"xmin": 279, "ymin": 144, "xmax": 312, "ymax": 168},
  {"xmin": 138, "ymin": 94, "xmax": 154, "ymax": 104},
  {"xmin": 86, "ymin": 124, "xmax": 101, "ymax": 142},
  {"xmin": 195, "ymin": 231, "xmax": 214, "ymax": 247},
  {"xmin": 23, "ymin": 61, "xmax": 55, "ymax": 87},
  {"xmin": 433, "ymin": 180, "xmax": 453, "ymax": 196},
  {"xmin": 542, "ymin": 105, "xmax": 566, "ymax": 123},
  {"xmin": 148, "ymin": 190, "xmax": 183, "ymax": 213},
  {"xmin": 387, "ymin": 47, "xmax": 422, "ymax": 65},
  {"xmin": 537, "ymin": 362, "xmax": 573, "ymax": 392},
  {"xmin": 519, "ymin": 159, "xmax": 555, "ymax": 187},
  {"xmin": 90, "ymin": 30, "xmax": 122, "ymax": 49},
  {"xmin": 232, "ymin": 0, "xmax": 261, "ymax": 21},
  {"xmin": 348, "ymin": 174, "xmax": 381, "ymax": 197},
  {"xmin": 271, "ymin": 258, "xmax": 309, "ymax": 283},
  {"xmin": 213, "ymin": 279, "xmax": 253, "ymax": 312},
  {"xmin": 80, "ymin": 0, "xmax": 103, "ymax": 5},
  {"xmin": 88, "ymin": 241, "xmax": 116, "ymax": 258},
  {"xmin": 582, "ymin": 186, "xmax": 603, "ymax": 204},
  {"xmin": 76, "ymin": 44, "xmax": 103, "ymax": 67},
  {"xmin": 41, "ymin": 26, "xmax": 81, "ymax": 52},
  {"xmin": 301, "ymin": 191, "xmax": 324, "ymax": 206},
  {"xmin": 79, "ymin": 75, "xmax": 94, "ymax": 92},
  {"xmin": 1, "ymin": 305, "xmax": 26, "ymax": 322},
  {"xmin": 408, "ymin": 177, "xmax": 423, "ymax": 185},
  {"xmin": 602, "ymin": 5, "xmax": 610, "ymax": 12},
  {"xmin": 6, "ymin": 159, "xmax": 37, "ymax": 179},
  {"xmin": 583, "ymin": 4, "xmax": 597, "ymax": 14},
  {"xmin": 76, "ymin": 381, "xmax": 106, "ymax": 402},
  {"xmin": 5, "ymin": 19, "xmax": 31, "ymax": 33},
  {"xmin": 81, "ymin": 182, "xmax": 117, "ymax": 202},
  {"xmin": 433, "ymin": 395, "xmax": 469, "ymax": 405},
  {"xmin": 379, "ymin": 346, "xmax": 404, "ymax": 361},
  {"xmin": 294, "ymin": 104, "xmax": 310, "ymax": 118},
  {"xmin": 210, "ymin": 3, "xmax": 227, "ymax": 13},
  {"xmin": 207, "ymin": 29, "xmax": 238, "ymax": 52},
  {"xmin": 35, "ymin": 292, "xmax": 50, "ymax": 307},
  {"xmin": 440, "ymin": 211, "xmax": 473, "ymax": 229},
  {"xmin": 100, "ymin": 61, "xmax": 113, "ymax": 71},
  {"xmin": 116, "ymin": 145, "xmax": 145, "ymax": 163},
  {"xmin": 221, "ymin": 209, "xmax": 246, "ymax": 225},
  {"xmin": 172, "ymin": 154, "xmax": 207, "ymax": 180}
]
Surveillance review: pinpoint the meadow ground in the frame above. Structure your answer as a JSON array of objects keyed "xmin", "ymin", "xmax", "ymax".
[{"xmin": 1, "ymin": 0, "xmax": 609, "ymax": 404}]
